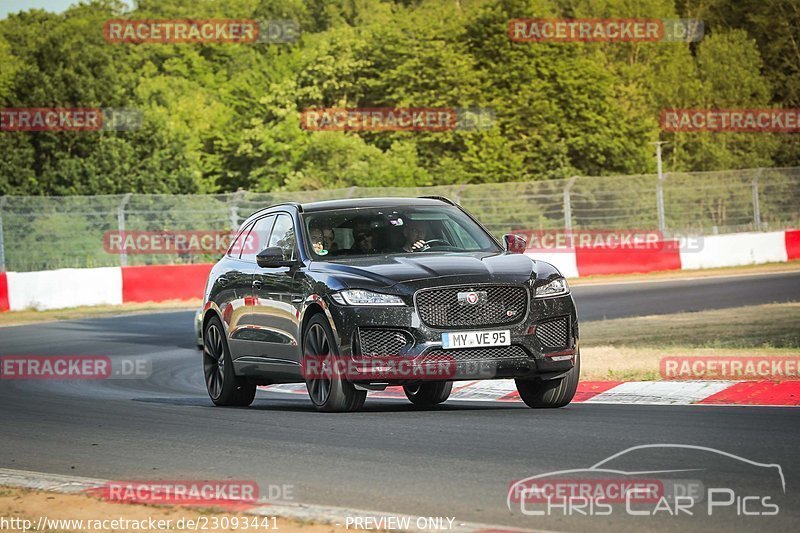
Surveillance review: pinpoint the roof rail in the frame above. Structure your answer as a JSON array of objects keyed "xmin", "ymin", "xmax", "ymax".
[
  {"xmin": 242, "ymin": 202, "xmax": 303, "ymax": 223},
  {"xmin": 253, "ymin": 201, "xmax": 303, "ymax": 214},
  {"xmin": 418, "ymin": 195, "xmax": 456, "ymax": 205}
]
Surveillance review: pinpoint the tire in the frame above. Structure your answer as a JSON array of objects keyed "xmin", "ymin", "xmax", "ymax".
[
  {"xmin": 203, "ymin": 316, "xmax": 257, "ymax": 407},
  {"xmin": 404, "ymin": 381, "xmax": 453, "ymax": 406},
  {"xmin": 303, "ymin": 314, "xmax": 367, "ymax": 413},
  {"xmin": 515, "ymin": 351, "xmax": 580, "ymax": 408}
]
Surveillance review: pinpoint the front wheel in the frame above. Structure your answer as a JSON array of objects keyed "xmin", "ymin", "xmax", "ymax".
[
  {"xmin": 404, "ymin": 381, "xmax": 453, "ymax": 406},
  {"xmin": 203, "ymin": 316, "xmax": 256, "ymax": 407},
  {"xmin": 515, "ymin": 351, "xmax": 580, "ymax": 408},
  {"xmin": 303, "ymin": 314, "xmax": 367, "ymax": 413}
]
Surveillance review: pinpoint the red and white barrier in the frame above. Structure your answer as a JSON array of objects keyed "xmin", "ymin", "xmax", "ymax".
[
  {"xmin": 678, "ymin": 231, "xmax": 787, "ymax": 270},
  {"xmin": 0, "ymin": 229, "xmax": 797, "ymax": 312},
  {"xmin": 5, "ymin": 267, "xmax": 122, "ymax": 311},
  {"xmin": 0, "ymin": 272, "xmax": 8, "ymax": 312},
  {"xmin": 121, "ymin": 264, "xmax": 213, "ymax": 303},
  {"xmin": 526, "ymin": 229, "xmax": 798, "ymax": 277}
]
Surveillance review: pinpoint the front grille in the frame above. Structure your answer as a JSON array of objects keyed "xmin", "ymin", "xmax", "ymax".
[
  {"xmin": 535, "ymin": 316, "xmax": 570, "ymax": 348},
  {"xmin": 358, "ymin": 329, "xmax": 411, "ymax": 356},
  {"xmin": 421, "ymin": 345, "xmax": 529, "ymax": 363},
  {"xmin": 415, "ymin": 285, "xmax": 528, "ymax": 328}
]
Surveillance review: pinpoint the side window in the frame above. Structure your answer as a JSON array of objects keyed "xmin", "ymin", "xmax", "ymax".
[
  {"xmin": 269, "ymin": 214, "xmax": 297, "ymax": 260},
  {"xmin": 241, "ymin": 215, "xmax": 275, "ymax": 262},
  {"xmin": 228, "ymin": 221, "xmax": 254, "ymax": 259}
]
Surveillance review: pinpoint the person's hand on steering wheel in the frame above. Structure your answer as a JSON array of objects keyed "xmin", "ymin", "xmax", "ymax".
[
  {"xmin": 409, "ymin": 239, "xmax": 427, "ymax": 251},
  {"xmin": 409, "ymin": 239, "xmax": 447, "ymax": 252}
]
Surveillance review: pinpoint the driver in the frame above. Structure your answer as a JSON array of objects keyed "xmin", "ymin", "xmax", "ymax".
[{"xmin": 402, "ymin": 220, "xmax": 428, "ymax": 252}]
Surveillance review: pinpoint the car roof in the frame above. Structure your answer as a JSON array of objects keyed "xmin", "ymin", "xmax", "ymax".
[
  {"xmin": 241, "ymin": 196, "xmax": 455, "ymax": 226},
  {"xmin": 300, "ymin": 196, "xmax": 453, "ymax": 212}
]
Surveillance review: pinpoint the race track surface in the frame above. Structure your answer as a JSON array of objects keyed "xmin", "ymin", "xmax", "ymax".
[{"xmin": 1, "ymin": 271, "xmax": 799, "ymax": 531}]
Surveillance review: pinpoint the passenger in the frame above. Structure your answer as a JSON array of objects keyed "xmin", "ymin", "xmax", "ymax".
[
  {"xmin": 309, "ymin": 220, "xmax": 337, "ymax": 255},
  {"xmin": 352, "ymin": 228, "xmax": 379, "ymax": 255}
]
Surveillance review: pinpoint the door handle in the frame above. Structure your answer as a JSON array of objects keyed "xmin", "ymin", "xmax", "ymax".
[{"xmin": 252, "ymin": 280, "xmax": 263, "ymax": 290}]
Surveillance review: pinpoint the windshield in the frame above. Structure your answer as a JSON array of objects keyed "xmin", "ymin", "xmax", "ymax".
[{"xmin": 301, "ymin": 205, "xmax": 500, "ymax": 259}]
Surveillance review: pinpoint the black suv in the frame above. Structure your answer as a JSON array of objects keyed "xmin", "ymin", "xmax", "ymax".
[{"xmin": 201, "ymin": 197, "xmax": 579, "ymax": 412}]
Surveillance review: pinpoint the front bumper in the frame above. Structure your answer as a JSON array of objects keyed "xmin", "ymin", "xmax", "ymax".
[{"xmin": 325, "ymin": 293, "xmax": 579, "ymax": 384}]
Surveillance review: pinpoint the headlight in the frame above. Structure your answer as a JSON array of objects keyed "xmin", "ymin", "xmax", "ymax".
[
  {"xmin": 331, "ymin": 289, "xmax": 405, "ymax": 306},
  {"xmin": 535, "ymin": 277, "xmax": 569, "ymax": 298}
]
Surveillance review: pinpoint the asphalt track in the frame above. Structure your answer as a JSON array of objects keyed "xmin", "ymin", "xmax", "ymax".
[{"xmin": 1, "ymin": 271, "xmax": 799, "ymax": 532}]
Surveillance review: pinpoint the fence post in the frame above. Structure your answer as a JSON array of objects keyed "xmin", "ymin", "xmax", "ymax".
[
  {"xmin": 229, "ymin": 190, "xmax": 245, "ymax": 231},
  {"xmin": 117, "ymin": 193, "xmax": 132, "ymax": 267},
  {"xmin": 563, "ymin": 176, "xmax": 577, "ymax": 231},
  {"xmin": 452, "ymin": 184, "xmax": 467, "ymax": 206},
  {"xmin": 656, "ymin": 173, "xmax": 668, "ymax": 233},
  {"xmin": 752, "ymin": 168, "xmax": 763, "ymax": 231},
  {"xmin": 0, "ymin": 197, "xmax": 6, "ymax": 272}
]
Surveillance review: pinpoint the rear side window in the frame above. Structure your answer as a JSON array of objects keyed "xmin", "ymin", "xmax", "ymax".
[{"xmin": 227, "ymin": 221, "xmax": 254, "ymax": 259}]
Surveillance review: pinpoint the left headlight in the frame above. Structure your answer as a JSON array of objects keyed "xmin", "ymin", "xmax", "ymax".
[
  {"xmin": 535, "ymin": 277, "xmax": 569, "ymax": 298},
  {"xmin": 330, "ymin": 289, "xmax": 405, "ymax": 306}
]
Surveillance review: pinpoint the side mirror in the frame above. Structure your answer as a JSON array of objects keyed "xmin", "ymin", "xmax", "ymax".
[
  {"xmin": 256, "ymin": 247, "xmax": 294, "ymax": 268},
  {"xmin": 503, "ymin": 234, "xmax": 527, "ymax": 254}
]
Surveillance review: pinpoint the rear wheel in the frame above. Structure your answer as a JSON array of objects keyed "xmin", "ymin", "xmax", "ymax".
[
  {"xmin": 304, "ymin": 314, "xmax": 367, "ymax": 413},
  {"xmin": 404, "ymin": 381, "xmax": 453, "ymax": 406},
  {"xmin": 515, "ymin": 351, "xmax": 580, "ymax": 408},
  {"xmin": 203, "ymin": 316, "xmax": 256, "ymax": 407}
]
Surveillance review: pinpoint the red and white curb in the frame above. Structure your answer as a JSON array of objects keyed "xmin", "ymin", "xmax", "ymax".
[
  {"xmin": 262, "ymin": 379, "xmax": 800, "ymax": 406},
  {"xmin": 0, "ymin": 468, "xmax": 540, "ymax": 533}
]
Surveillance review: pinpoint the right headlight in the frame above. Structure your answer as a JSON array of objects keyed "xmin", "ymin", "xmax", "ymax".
[
  {"xmin": 330, "ymin": 289, "xmax": 405, "ymax": 306},
  {"xmin": 535, "ymin": 277, "xmax": 569, "ymax": 298}
]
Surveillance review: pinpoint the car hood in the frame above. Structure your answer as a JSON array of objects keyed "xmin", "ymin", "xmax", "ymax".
[{"xmin": 308, "ymin": 252, "xmax": 546, "ymax": 290}]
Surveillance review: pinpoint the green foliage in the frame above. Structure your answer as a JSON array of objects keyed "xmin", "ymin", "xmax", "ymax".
[{"xmin": 0, "ymin": 0, "xmax": 795, "ymax": 196}]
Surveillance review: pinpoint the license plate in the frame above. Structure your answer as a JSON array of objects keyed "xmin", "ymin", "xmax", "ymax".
[{"xmin": 441, "ymin": 330, "xmax": 510, "ymax": 349}]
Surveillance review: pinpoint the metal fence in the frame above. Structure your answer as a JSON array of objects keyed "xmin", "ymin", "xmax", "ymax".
[{"xmin": 0, "ymin": 167, "xmax": 798, "ymax": 272}]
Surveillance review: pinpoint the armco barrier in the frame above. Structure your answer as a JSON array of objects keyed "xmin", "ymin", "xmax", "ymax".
[
  {"xmin": 678, "ymin": 231, "xmax": 787, "ymax": 270},
  {"xmin": 5, "ymin": 267, "xmax": 123, "ymax": 311},
  {"xmin": 0, "ymin": 230, "xmax": 797, "ymax": 312},
  {"xmin": 524, "ymin": 252, "xmax": 579, "ymax": 278},
  {"xmin": 573, "ymin": 240, "xmax": 682, "ymax": 276},
  {"xmin": 0, "ymin": 272, "xmax": 9, "ymax": 312},
  {"xmin": 121, "ymin": 264, "xmax": 213, "ymax": 303},
  {"xmin": 786, "ymin": 230, "xmax": 800, "ymax": 261}
]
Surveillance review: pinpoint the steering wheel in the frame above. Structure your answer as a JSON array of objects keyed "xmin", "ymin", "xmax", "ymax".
[{"xmin": 417, "ymin": 239, "xmax": 449, "ymax": 251}]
